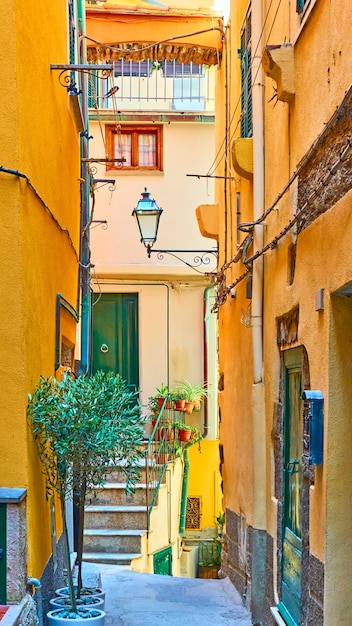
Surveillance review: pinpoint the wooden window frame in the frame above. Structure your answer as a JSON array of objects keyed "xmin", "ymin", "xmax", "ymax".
[{"xmin": 106, "ymin": 125, "xmax": 163, "ymax": 171}]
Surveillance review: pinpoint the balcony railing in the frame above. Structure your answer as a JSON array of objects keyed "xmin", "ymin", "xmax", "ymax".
[{"xmin": 88, "ymin": 60, "xmax": 216, "ymax": 113}]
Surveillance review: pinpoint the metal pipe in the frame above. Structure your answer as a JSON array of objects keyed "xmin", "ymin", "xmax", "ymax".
[
  {"xmin": 179, "ymin": 448, "xmax": 190, "ymax": 536},
  {"xmin": 27, "ymin": 578, "xmax": 44, "ymax": 626},
  {"xmin": 250, "ymin": 0, "xmax": 267, "ymax": 621},
  {"xmin": 202, "ymin": 286, "xmax": 212, "ymax": 439},
  {"xmin": 77, "ymin": 0, "xmax": 91, "ymax": 377}
]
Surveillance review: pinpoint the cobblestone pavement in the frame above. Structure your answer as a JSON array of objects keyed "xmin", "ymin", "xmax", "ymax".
[{"xmin": 98, "ymin": 564, "xmax": 252, "ymax": 626}]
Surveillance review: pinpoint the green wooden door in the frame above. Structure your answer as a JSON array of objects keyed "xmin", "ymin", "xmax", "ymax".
[
  {"xmin": 0, "ymin": 504, "xmax": 6, "ymax": 604},
  {"xmin": 92, "ymin": 293, "xmax": 139, "ymax": 390},
  {"xmin": 279, "ymin": 348, "xmax": 303, "ymax": 626},
  {"xmin": 153, "ymin": 546, "xmax": 172, "ymax": 575}
]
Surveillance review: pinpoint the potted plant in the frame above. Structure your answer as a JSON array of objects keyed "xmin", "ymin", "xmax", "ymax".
[
  {"xmin": 176, "ymin": 380, "xmax": 209, "ymax": 412},
  {"xmin": 27, "ymin": 370, "xmax": 146, "ymax": 623},
  {"xmin": 174, "ymin": 422, "xmax": 200, "ymax": 443},
  {"xmin": 155, "ymin": 383, "xmax": 174, "ymax": 409},
  {"xmin": 49, "ymin": 596, "xmax": 104, "ymax": 611}
]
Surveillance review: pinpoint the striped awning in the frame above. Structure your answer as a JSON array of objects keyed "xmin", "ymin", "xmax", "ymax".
[{"xmin": 86, "ymin": 7, "xmax": 224, "ymax": 66}]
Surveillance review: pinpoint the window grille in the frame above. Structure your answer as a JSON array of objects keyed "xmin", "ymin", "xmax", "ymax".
[{"xmin": 186, "ymin": 496, "xmax": 201, "ymax": 529}]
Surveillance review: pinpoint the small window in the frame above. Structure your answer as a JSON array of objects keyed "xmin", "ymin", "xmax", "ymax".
[{"xmin": 106, "ymin": 125, "xmax": 163, "ymax": 171}]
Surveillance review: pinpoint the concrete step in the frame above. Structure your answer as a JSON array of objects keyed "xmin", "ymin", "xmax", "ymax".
[
  {"xmin": 84, "ymin": 505, "xmax": 148, "ymax": 530},
  {"xmin": 83, "ymin": 552, "xmax": 141, "ymax": 565},
  {"xmin": 89, "ymin": 484, "xmax": 148, "ymax": 507},
  {"xmin": 83, "ymin": 528, "xmax": 147, "ymax": 554}
]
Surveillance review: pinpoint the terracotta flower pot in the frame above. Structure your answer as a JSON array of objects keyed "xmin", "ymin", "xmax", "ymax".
[
  {"xmin": 178, "ymin": 428, "xmax": 192, "ymax": 442},
  {"xmin": 184, "ymin": 401, "xmax": 195, "ymax": 414},
  {"xmin": 175, "ymin": 399, "xmax": 186, "ymax": 411},
  {"xmin": 157, "ymin": 397, "xmax": 173, "ymax": 409}
]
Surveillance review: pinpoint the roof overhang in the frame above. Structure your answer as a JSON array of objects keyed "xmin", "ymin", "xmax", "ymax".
[{"xmin": 86, "ymin": 7, "xmax": 224, "ymax": 66}]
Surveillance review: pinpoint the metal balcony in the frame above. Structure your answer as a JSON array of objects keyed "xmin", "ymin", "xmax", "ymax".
[{"xmin": 88, "ymin": 60, "xmax": 216, "ymax": 113}]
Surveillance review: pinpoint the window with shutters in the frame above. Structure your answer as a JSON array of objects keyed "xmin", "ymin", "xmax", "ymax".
[{"xmin": 239, "ymin": 7, "xmax": 252, "ymax": 138}]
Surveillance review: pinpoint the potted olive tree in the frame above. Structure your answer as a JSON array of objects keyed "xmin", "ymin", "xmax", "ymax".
[{"xmin": 27, "ymin": 370, "xmax": 146, "ymax": 624}]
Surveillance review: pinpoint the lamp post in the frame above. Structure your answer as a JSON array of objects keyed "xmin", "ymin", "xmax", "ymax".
[
  {"xmin": 132, "ymin": 187, "xmax": 218, "ymax": 274},
  {"xmin": 132, "ymin": 187, "xmax": 163, "ymax": 258}
]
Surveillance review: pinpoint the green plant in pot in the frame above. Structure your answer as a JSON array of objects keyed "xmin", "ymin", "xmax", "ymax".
[
  {"xmin": 154, "ymin": 383, "xmax": 174, "ymax": 409},
  {"xmin": 27, "ymin": 370, "xmax": 146, "ymax": 623},
  {"xmin": 174, "ymin": 422, "xmax": 200, "ymax": 443},
  {"xmin": 176, "ymin": 380, "xmax": 209, "ymax": 412}
]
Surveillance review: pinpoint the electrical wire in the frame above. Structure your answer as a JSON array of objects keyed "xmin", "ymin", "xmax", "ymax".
[
  {"xmin": 212, "ymin": 136, "xmax": 352, "ymax": 310},
  {"xmin": 0, "ymin": 166, "xmax": 79, "ymax": 260},
  {"xmin": 84, "ymin": 26, "xmax": 225, "ymax": 56},
  {"xmin": 207, "ymin": 0, "xmax": 284, "ymax": 178}
]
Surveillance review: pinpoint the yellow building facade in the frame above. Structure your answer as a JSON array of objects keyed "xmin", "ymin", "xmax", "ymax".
[
  {"xmin": 0, "ymin": 0, "xmax": 82, "ymax": 615},
  {"xmin": 212, "ymin": 0, "xmax": 352, "ymax": 624}
]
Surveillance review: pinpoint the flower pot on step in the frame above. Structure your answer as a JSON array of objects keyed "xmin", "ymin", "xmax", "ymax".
[
  {"xmin": 47, "ymin": 608, "xmax": 105, "ymax": 625},
  {"xmin": 55, "ymin": 588, "xmax": 105, "ymax": 603},
  {"xmin": 50, "ymin": 597, "xmax": 105, "ymax": 611}
]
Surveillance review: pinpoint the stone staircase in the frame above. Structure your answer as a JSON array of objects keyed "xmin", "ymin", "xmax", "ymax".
[{"xmin": 82, "ymin": 464, "xmax": 164, "ymax": 566}]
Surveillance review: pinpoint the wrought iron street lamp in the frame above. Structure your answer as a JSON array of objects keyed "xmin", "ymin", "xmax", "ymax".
[
  {"xmin": 132, "ymin": 188, "xmax": 163, "ymax": 257},
  {"xmin": 132, "ymin": 187, "xmax": 218, "ymax": 274}
]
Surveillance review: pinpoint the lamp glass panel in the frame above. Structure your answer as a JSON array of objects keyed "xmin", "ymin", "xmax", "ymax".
[{"xmin": 136, "ymin": 212, "xmax": 159, "ymax": 243}]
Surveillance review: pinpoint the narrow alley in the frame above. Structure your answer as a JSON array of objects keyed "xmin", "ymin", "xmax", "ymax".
[{"xmin": 98, "ymin": 564, "xmax": 252, "ymax": 625}]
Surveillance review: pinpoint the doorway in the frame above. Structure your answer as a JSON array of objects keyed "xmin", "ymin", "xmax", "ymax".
[
  {"xmin": 279, "ymin": 347, "xmax": 303, "ymax": 626},
  {"xmin": 92, "ymin": 293, "xmax": 139, "ymax": 390}
]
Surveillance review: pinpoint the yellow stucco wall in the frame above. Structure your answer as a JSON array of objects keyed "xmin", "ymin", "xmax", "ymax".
[
  {"xmin": 188, "ymin": 440, "xmax": 222, "ymax": 531},
  {"xmin": 215, "ymin": 0, "xmax": 352, "ymax": 621},
  {"xmin": 0, "ymin": 1, "xmax": 80, "ymax": 580}
]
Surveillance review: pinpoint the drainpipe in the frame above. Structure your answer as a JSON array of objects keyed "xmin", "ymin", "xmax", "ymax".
[
  {"xmin": 27, "ymin": 578, "xmax": 44, "ymax": 626},
  {"xmin": 76, "ymin": 0, "xmax": 91, "ymax": 377},
  {"xmin": 251, "ymin": 0, "xmax": 267, "ymax": 622},
  {"xmin": 179, "ymin": 448, "xmax": 190, "ymax": 536},
  {"xmin": 202, "ymin": 286, "xmax": 212, "ymax": 439}
]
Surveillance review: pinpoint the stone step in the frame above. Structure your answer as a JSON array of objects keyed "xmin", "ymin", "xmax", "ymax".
[
  {"xmin": 83, "ymin": 552, "xmax": 141, "ymax": 566},
  {"xmin": 84, "ymin": 505, "xmax": 148, "ymax": 530},
  {"xmin": 105, "ymin": 465, "xmax": 149, "ymax": 484},
  {"xmin": 88, "ymin": 483, "xmax": 148, "ymax": 507},
  {"xmin": 83, "ymin": 528, "xmax": 146, "ymax": 554}
]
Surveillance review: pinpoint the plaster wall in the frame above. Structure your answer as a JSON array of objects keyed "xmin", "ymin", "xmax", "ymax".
[
  {"xmin": 0, "ymin": 0, "xmax": 80, "ymax": 581},
  {"xmin": 89, "ymin": 121, "xmax": 216, "ymax": 274},
  {"xmin": 214, "ymin": 0, "xmax": 352, "ymax": 620}
]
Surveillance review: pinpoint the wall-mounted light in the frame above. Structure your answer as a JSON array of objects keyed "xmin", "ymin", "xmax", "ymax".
[
  {"xmin": 132, "ymin": 188, "xmax": 218, "ymax": 274},
  {"xmin": 132, "ymin": 188, "xmax": 163, "ymax": 257}
]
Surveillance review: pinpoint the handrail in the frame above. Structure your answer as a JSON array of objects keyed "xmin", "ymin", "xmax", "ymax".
[{"xmin": 144, "ymin": 397, "xmax": 182, "ymax": 532}]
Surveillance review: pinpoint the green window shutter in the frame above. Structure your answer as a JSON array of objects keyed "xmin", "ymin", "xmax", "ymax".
[
  {"xmin": 87, "ymin": 72, "xmax": 99, "ymax": 109},
  {"xmin": 68, "ymin": 0, "xmax": 76, "ymax": 64},
  {"xmin": 296, "ymin": 0, "xmax": 308, "ymax": 12},
  {"xmin": 240, "ymin": 8, "xmax": 253, "ymax": 138}
]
